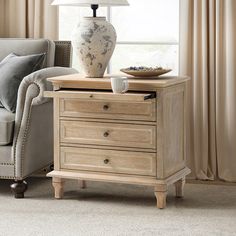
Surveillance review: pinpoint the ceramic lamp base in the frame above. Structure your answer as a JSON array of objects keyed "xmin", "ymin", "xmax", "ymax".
[{"xmin": 72, "ymin": 17, "xmax": 117, "ymax": 78}]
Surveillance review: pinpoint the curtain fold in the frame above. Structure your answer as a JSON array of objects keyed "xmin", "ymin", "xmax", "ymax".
[
  {"xmin": 180, "ymin": 0, "xmax": 236, "ymax": 182},
  {"xmin": 0, "ymin": 0, "xmax": 58, "ymax": 39}
]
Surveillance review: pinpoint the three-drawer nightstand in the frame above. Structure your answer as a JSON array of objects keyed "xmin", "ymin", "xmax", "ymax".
[{"xmin": 44, "ymin": 74, "xmax": 191, "ymax": 209}]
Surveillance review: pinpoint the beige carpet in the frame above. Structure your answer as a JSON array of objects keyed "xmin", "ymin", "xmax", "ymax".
[{"xmin": 0, "ymin": 177, "xmax": 236, "ymax": 236}]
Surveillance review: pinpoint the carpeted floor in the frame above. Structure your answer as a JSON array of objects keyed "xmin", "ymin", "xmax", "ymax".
[{"xmin": 0, "ymin": 177, "xmax": 236, "ymax": 236}]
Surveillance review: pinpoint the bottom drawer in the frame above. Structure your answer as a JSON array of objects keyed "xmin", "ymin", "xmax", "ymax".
[{"xmin": 60, "ymin": 147, "xmax": 156, "ymax": 177}]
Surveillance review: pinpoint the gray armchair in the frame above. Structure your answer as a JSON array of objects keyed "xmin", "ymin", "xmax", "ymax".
[{"xmin": 0, "ymin": 39, "xmax": 77, "ymax": 198}]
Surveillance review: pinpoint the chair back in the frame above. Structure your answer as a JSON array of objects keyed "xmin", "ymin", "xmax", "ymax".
[
  {"xmin": 54, "ymin": 41, "xmax": 72, "ymax": 67},
  {"xmin": 0, "ymin": 38, "xmax": 55, "ymax": 68}
]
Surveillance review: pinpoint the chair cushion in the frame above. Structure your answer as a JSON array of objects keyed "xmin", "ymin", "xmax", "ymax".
[
  {"xmin": 0, "ymin": 53, "xmax": 46, "ymax": 112},
  {"xmin": 0, "ymin": 108, "xmax": 15, "ymax": 145}
]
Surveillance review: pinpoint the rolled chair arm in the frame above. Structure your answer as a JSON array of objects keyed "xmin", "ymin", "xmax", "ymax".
[
  {"xmin": 18, "ymin": 67, "xmax": 77, "ymax": 106},
  {"xmin": 13, "ymin": 67, "xmax": 78, "ymax": 178}
]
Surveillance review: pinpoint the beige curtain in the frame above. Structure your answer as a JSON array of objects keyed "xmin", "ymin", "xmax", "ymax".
[
  {"xmin": 0, "ymin": 0, "xmax": 58, "ymax": 39},
  {"xmin": 180, "ymin": 0, "xmax": 236, "ymax": 182}
]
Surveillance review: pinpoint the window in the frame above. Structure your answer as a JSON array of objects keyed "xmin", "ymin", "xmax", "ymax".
[{"xmin": 59, "ymin": 0, "xmax": 179, "ymax": 75}]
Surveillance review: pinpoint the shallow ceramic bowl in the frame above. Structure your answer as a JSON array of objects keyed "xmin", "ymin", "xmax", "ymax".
[{"xmin": 120, "ymin": 68, "xmax": 172, "ymax": 77}]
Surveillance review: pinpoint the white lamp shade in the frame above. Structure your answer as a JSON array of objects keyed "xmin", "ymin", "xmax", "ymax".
[{"xmin": 52, "ymin": 0, "xmax": 129, "ymax": 6}]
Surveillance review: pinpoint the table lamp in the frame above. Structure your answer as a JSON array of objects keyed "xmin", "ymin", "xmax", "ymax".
[{"xmin": 52, "ymin": 0, "xmax": 129, "ymax": 78}]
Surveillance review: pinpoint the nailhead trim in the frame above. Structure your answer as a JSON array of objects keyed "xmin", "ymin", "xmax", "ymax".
[
  {"xmin": 0, "ymin": 163, "xmax": 14, "ymax": 166},
  {"xmin": 0, "ymin": 176, "xmax": 15, "ymax": 179},
  {"xmin": 13, "ymin": 82, "xmax": 40, "ymax": 178}
]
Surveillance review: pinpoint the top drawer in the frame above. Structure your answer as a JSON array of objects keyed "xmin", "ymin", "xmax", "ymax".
[{"xmin": 58, "ymin": 91, "xmax": 156, "ymax": 121}]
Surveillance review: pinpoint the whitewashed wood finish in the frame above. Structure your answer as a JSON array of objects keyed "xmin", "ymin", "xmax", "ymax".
[
  {"xmin": 78, "ymin": 180, "xmax": 86, "ymax": 189},
  {"xmin": 45, "ymin": 75, "xmax": 191, "ymax": 209},
  {"xmin": 161, "ymin": 85, "xmax": 186, "ymax": 178},
  {"xmin": 60, "ymin": 117, "xmax": 156, "ymax": 126},
  {"xmin": 46, "ymin": 74, "xmax": 190, "ymax": 90},
  {"xmin": 52, "ymin": 177, "xmax": 64, "ymax": 199},
  {"xmin": 175, "ymin": 178, "xmax": 185, "ymax": 198},
  {"xmin": 44, "ymin": 90, "xmax": 154, "ymax": 101},
  {"xmin": 155, "ymin": 191, "xmax": 167, "ymax": 209},
  {"xmin": 44, "ymin": 90, "xmax": 156, "ymax": 121},
  {"xmin": 60, "ymin": 142, "xmax": 156, "ymax": 153},
  {"xmin": 48, "ymin": 167, "xmax": 190, "ymax": 186},
  {"xmin": 154, "ymin": 185, "xmax": 168, "ymax": 209},
  {"xmin": 60, "ymin": 147, "xmax": 156, "ymax": 176},
  {"xmin": 60, "ymin": 120, "xmax": 156, "ymax": 149},
  {"xmin": 60, "ymin": 98, "xmax": 156, "ymax": 121}
]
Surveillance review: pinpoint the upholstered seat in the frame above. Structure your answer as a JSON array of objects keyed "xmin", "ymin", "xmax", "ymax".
[{"xmin": 0, "ymin": 108, "xmax": 15, "ymax": 145}]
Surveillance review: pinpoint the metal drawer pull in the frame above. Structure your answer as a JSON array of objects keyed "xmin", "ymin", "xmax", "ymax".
[
  {"xmin": 104, "ymin": 159, "xmax": 109, "ymax": 164},
  {"xmin": 144, "ymin": 93, "xmax": 156, "ymax": 100},
  {"xmin": 103, "ymin": 104, "xmax": 109, "ymax": 110},
  {"xmin": 103, "ymin": 131, "xmax": 109, "ymax": 137}
]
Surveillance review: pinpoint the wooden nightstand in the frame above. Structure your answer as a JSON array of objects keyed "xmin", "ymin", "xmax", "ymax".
[{"xmin": 44, "ymin": 74, "xmax": 191, "ymax": 209}]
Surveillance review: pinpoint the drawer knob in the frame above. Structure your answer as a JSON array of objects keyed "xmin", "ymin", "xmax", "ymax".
[
  {"xmin": 103, "ymin": 104, "xmax": 109, "ymax": 110},
  {"xmin": 104, "ymin": 159, "xmax": 109, "ymax": 164},
  {"xmin": 103, "ymin": 131, "xmax": 109, "ymax": 137}
]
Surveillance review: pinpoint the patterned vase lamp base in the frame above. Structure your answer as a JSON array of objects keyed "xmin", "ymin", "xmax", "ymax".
[
  {"xmin": 72, "ymin": 17, "xmax": 116, "ymax": 78},
  {"xmin": 51, "ymin": 0, "xmax": 129, "ymax": 78}
]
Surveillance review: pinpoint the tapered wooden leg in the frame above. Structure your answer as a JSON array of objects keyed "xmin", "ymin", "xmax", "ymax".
[
  {"xmin": 175, "ymin": 178, "xmax": 185, "ymax": 198},
  {"xmin": 52, "ymin": 177, "xmax": 64, "ymax": 199},
  {"xmin": 78, "ymin": 180, "xmax": 86, "ymax": 189},
  {"xmin": 154, "ymin": 185, "xmax": 168, "ymax": 209}
]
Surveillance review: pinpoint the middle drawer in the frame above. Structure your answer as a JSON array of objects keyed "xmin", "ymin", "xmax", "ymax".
[{"xmin": 60, "ymin": 120, "xmax": 156, "ymax": 149}]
